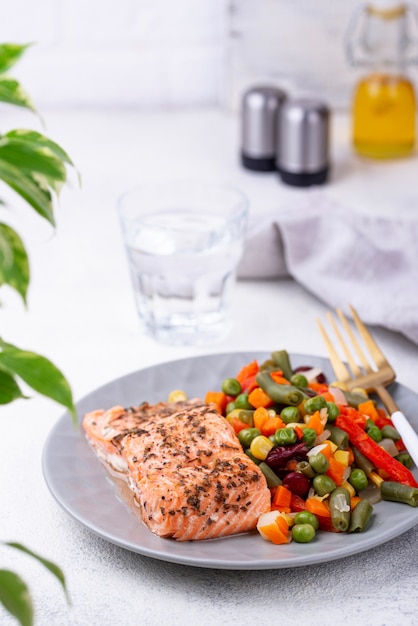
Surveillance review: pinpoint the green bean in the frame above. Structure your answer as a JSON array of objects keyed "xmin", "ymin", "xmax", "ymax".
[
  {"xmin": 327, "ymin": 424, "xmax": 349, "ymax": 450},
  {"xmin": 343, "ymin": 390, "xmax": 374, "ymax": 409},
  {"xmin": 352, "ymin": 446, "xmax": 375, "ymax": 476},
  {"xmin": 304, "ymin": 395, "xmax": 327, "ymax": 414},
  {"xmin": 255, "ymin": 371, "xmax": 304, "ymax": 406},
  {"xmin": 380, "ymin": 425, "xmax": 401, "ymax": 441},
  {"xmin": 349, "ymin": 499, "xmax": 373, "ymax": 533},
  {"xmin": 380, "ymin": 481, "xmax": 418, "ymax": 507},
  {"xmin": 329, "ymin": 487, "xmax": 351, "ymax": 531},
  {"xmin": 244, "ymin": 449, "xmax": 261, "ymax": 465},
  {"xmin": 270, "ymin": 350, "xmax": 294, "ymax": 381},
  {"xmin": 296, "ymin": 460, "xmax": 316, "ymax": 478},
  {"xmin": 258, "ymin": 462, "xmax": 282, "ymax": 488}
]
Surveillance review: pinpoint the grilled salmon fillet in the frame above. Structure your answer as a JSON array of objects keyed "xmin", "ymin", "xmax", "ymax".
[{"xmin": 82, "ymin": 401, "xmax": 271, "ymax": 541}]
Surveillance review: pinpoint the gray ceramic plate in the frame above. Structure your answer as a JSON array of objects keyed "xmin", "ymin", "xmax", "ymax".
[{"xmin": 42, "ymin": 352, "xmax": 418, "ymax": 570}]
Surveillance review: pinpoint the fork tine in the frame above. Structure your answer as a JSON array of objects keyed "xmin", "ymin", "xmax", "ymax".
[
  {"xmin": 326, "ymin": 311, "xmax": 362, "ymax": 379},
  {"xmin": 317, "ymin": 318, "xmax": 351, "ymax": 382},
  {"xmin": 336, "ymin": 308, "xmax": 373, "ymax": 374},
  {"xmin": 349, "ymin": 304, "xmax": 391, "ymax": 369}
]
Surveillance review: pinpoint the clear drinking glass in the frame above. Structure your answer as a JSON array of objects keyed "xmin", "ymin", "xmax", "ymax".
[{"xmin": 117, "ymin": 181, "xmax": 248, "ymax": 345}]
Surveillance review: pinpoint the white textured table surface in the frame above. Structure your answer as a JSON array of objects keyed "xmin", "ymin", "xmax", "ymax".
[{"xmin": 2, "ymin": 108, "xmax": 418, "ymax": 626}]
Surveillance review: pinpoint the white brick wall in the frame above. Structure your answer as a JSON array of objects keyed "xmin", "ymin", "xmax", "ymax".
[{"xmin": 1, "ymin": 0, "xmax": 418, "ymax": 110}]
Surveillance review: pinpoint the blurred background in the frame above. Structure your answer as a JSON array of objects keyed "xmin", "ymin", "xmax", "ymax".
[{"xmin": 3, "ymin": 0, "xmax": 418, "ymax": 113}]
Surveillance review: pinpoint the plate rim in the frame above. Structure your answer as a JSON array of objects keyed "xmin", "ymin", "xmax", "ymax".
[{"xmin": 42, "ymin": 351, "xmax": 418, "ymax": 570}]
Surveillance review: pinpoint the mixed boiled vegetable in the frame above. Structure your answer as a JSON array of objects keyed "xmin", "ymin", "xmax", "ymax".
[{"xmin": 203, "ymin": 350, "xmax": 418, "ymax": 545}]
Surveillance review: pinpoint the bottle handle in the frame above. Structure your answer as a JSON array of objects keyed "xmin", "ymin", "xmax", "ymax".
[{"xmin": 344, "ymin": 3, "xmax": 369, "ymax": 68}]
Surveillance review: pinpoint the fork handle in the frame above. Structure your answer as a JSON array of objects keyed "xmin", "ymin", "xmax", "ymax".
[{"xmin": 391, "ymin": 411, "xmax": 418, "ymax": 469}]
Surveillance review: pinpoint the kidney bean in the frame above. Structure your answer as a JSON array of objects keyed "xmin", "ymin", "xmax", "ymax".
[
  {"xmin": 282, "ymin": 471, "xmax": 311, "ymax": 498},
  {"xmin": 265, "ymin": 442, "xmax": 309, "ymax": 469}
]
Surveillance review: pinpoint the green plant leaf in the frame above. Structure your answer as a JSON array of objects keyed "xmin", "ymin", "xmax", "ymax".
[
  {"xmin": 0, "ymin": 43, "xmax": 31, "ymax": 74},
  {"xmin": 0, "ymin": 340, "xmax": 77, "ymax": 425},
  {"xmin": 0, "ymin": 368, "xmax": 27, "ymax": 403},
  {"xmin": 0, "ymin": 137, "xmax": 67, "ymax": 188},
  {"xmin": 0, "ymin": 76, "xmax": 35, "ymax": 111},
  {"xmin": 5, "ymin": 129, "xmax": 75, "ymax": 168},
  {"xmin": 0, "ymin": 569, "xmax": 33, "ymax": 626},
  {"xmin": 0, "ymin": 159, "xmax": 54, "ymax": 225},
  {"xmin": 0, "ymin": 223, "xmax": 30, "ymax": 303},
  {"xmin": 5, "ymin": 543, "xmax": 69, "ymax": 604}
]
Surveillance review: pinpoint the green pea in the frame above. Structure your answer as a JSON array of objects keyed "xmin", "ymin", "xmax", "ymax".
[
  {"xmin": 238, "ymin": 427, "xmax": 261, "ymax": 449},
  {"xmin": 237, "ymin": 410, "xmax": 254, "ymax": 426},
  {"xmin": 292, "ymin": 523, "xmax": 316, "ymax": 543},
  {"xmin": 326, "ymin": 401, "xmax": 340, "ymax": 423},
  {"xmin": 234, "ymin": 393, "xmax": 252, "ymax": 410},
  {"xmin": 396, "ymin": 452, "xmax": 413, "ymax": 469},
  {"xmin": 221, "ymin": 377, "xmax": 242, "ymax": 396},
  {"xmin": 274, "ymin": 427, "xmax": 297, "ymax": 446},
  {"xmin": 348, "ymin": 468, "xmax": 368, "ymax": 493},
  {"xmin": 280, "ymin": 405, "xmax": 301, "ymax": 424},
  {"xmin": 381, "ymin": 425, "xmax": 401, "ymax": 441},
  {"xmin": 309, "ymin": 453, "xmax": 329, "ymax": 474},
  {"xmin": 304, "ymin": 395, "xmax": 327, "ymax": 415},
  {"xmin": 302, "ymin": 428, "xmax": 317, "ymax": 448},
  {"xmin": 365, "ymin": 419, "xmax": 382, "ymax": 442},
  {"xmin": 313, "ymin": 474, "xmax": 336, "ymax": 496},
  {"xmin": 225, "ymin": 401, "xmax": 236, "ymax": 415},
  {"xmin": 290, "ymin": 373, "xmax": 309, "ymax": 388},
  {"xmin": 294, "ymin": 511, "xmax": 319, "ymax": 531}
]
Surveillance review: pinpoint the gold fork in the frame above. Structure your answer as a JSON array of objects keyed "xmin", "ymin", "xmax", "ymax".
[{"xmin": 317, "ymin": 304, "xmax": 418, "ymax": 467}]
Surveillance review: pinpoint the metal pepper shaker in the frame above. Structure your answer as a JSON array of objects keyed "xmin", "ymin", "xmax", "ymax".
[
  {"xmin": 241, "ymin": 86, "xmax": 287, "ymax": 172},
  {"xmin": 277, "ymin": 98, "xmax": 330, "ymax": 186}
]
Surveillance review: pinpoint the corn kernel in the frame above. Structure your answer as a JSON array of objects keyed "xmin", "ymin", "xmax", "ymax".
[
  {"xmin": 323, "ymin": 440, "xmax": 338, "ymax": 454},
  {"xmin": 250, "ymin": 435, "xmax": 274, "ymax": 460},
  {"xmin": 342, "ymin": 481, "xmax": 356, "ymax": 498},
  {"xmin": 168, "ymin": 390, "xmax": 188, "ymax": 403},
  {"xmin": 352, "ymin": 387, "xmax": 368, "ymax": 397},
  {"xmin": 226, "ymin": 409, "xmax": 245, "ymax": 422},
  {"xmin": 334, "ymin": 450, "xmax": 350, "ymax": 467},
  {"xmin": 369, "ymin": 471, "xmax": 384, "ymax": 487},
  {"xmin": 330, "ymin": 381, "xmax": 349, "ymax": 391}
]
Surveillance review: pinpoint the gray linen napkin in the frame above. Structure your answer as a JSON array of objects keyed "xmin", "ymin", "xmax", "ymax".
[{"xmin": 237, "ymin": 196, "xmax": 418, "ymax": 345}]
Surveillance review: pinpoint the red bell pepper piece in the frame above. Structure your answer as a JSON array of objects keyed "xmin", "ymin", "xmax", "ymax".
[{"xmin": 336, "ymin": 414, "xmax": 418, "ymax": 488}]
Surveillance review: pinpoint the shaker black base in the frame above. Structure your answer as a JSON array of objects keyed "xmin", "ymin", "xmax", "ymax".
[
  {"xmin": 241, "ymin": 153, "xmax": 276, "ymax": 172},
  {"xmin": 279, "ymin": 167, "xmax": 329, "ymax": 187}
]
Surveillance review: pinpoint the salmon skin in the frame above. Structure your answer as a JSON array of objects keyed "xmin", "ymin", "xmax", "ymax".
[{"xmin": 82, "ymin": 401, "xmax": 271, "ymax": 541}]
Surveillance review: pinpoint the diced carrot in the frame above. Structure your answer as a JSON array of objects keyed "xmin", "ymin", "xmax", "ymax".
[
  {"xmin": 305, "ymin": 497, "xmax": 331, "ymax": 518},
  {"xmin": 236, "ymin": 360, "xmax": 259, "ymax": 384},
  {"xmin": 270, "ymin": 371, "xmax": 290, "ymax": 385},
  {"xmin": 229, "ymin": 417, "xmax": 251, "ymax": 434},
  {"xmin": 261, "ymin": 416, "xmax": 286, "ymax": 437},
  {"xmin": 272, "ymin": 485, "xmax": 292, "ymax": 512},
  {"xmin": 248, "ymin": 387, "xmax": 274, "ymax": 409},
  {"xmin": 204, "ymin": 391, "xmax": 227, "ymax": 415},
  {"xmin": 253, "ymin": 406, "xmax": 270, "ymax": 430},
  {"xmin": 347, "ymin": 446, "xmax": 355, "ymax": 466},
  {"xmin": 305, "ymin": 410, "xmax": 325, "ymax": 436},
  {"xmin": 350, "ymin": 496, "xmax": 362, "ymax": 509},
  {"xmin": 358, "ymin": 399, "xmax": 380, "ymax": 422},
  {"xmin": 326, "ymin": 456, "xmax": 347, "ymax": 486},
  {"xmin": 257, "ymin": 512, "xmax": 290, "ymax": 545},
  {"xmin": 308, "ymin": 382, "xmax": 329, "ymax": 394},
  {"xmin": 319, "ymin": 391, "xmax": 335, "ymax": 403},
  {"xmin": 316, "ymin": 441, "xmax": 333, "ymax": 459}
]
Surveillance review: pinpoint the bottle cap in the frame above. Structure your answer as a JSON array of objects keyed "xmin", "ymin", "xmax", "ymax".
[
  {"xmin": 277, "ymin": 98, "xmax": 330, "ymax": 186},
  {"xmin": 241, "ymin": 85, "xmax": 287, "ymax": 172}
]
